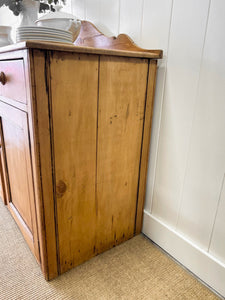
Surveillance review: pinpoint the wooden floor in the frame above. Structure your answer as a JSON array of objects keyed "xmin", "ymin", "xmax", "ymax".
[{"xmin": 0, "ymin": 200, "xmax": 220, "ymax": 300}]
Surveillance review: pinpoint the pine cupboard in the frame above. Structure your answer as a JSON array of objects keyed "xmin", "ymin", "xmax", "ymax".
[{"xmin": 0, "ymin": 21, "xmax": 162, "ymax": 280}]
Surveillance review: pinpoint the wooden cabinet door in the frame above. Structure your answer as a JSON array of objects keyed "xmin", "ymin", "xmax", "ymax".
[{"xmin": 0, "ymin": 101, "xmax": 39, "ymax": 261}]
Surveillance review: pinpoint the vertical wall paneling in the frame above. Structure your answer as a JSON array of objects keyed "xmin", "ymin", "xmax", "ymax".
[
  {"xmin": 119, "ymin": 0, "xmax": 143, "ymax": 45},
  {"xmin": 209, "ymin": 175, "xmax": 225, "ymax": 264},
  {"xmin": 73, "ymin": 0, "xmax": 120, "ymax": 36},
  {"xmin": 177, "ymin": 0, "xmax": 225, "ymax": 249},
  {"xmin": 141, "ymin": 0, "xmax": 173, "ymax": 212},
  {"xmin": 151, "ymin": 0, "xmax": 210, "ymax": 227},
  {"xmin": 85, "ymin": 0, "xmax": 100, "ymax": 26},
  {"xmin": 98, "ymin": 0, "xmax": 120, "ymax": 36},
  {"xmin": 141, "ymin": 0, "xmax": 173, "ymax": 51}
]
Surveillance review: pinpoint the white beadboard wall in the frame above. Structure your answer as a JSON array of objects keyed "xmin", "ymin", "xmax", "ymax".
[{"xmin": 0, "ymin": 0, "xmax": 225, "ymax": 296}]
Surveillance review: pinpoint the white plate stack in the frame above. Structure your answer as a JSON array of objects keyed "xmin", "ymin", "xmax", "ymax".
[{"xmin": 16, "ymin": 26, "xmax": 73, "ymax": 44}]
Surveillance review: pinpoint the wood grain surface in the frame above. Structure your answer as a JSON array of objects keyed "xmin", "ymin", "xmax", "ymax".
[
  {"xmin": 0, "ymin": 101, "xmax": 39, "ymax": 260},
  {"xmin": 75, "ymin": 21, "xmax": 163, "ymax": 58},
  {"xmin": 50, "ymin": 52, "xmax": 99, "ymax": 274},
  {"xmin": 30, "ymin": 49, "xmax": 59, "ymax": 279},
  {"xmin": 0, "ymin": 20, "xmax": 161, "ymax": 279},
  {"xmin": 96, "ymin": 56, "xmax": 149, "ymax": 251},
  {"xmin": 0, "ymin": 41, "xmax": 162, "ymax": 59},
  {"xmin": 135, "ymin": 60, "xmax": 158, "ymax": 234}
]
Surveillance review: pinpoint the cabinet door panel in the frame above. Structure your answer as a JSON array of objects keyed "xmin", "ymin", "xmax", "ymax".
[
  {"xmin": 0, "ymin": 102, "xmax": 39, "ymax": 260},
  {"xmin": 50, "ymin": 52, "xmax": 99, "ymax": 274},
  {"xmin": 96, "ymin": 56, "xmax": 148, "ymax": 251},
  {"xmin": 2, "ymin": 118, "xmax": 33, "ymax": 230}
]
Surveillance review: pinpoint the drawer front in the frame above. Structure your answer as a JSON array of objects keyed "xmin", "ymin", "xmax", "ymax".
[{"xmin": 0, "ymin": 59, "xmax": 27, "ymax": 104}]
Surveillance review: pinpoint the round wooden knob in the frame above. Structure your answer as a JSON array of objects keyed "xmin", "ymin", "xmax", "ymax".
[{"xmin": 0, "ymin": 72, "xmax": 7, "ymax": 85}]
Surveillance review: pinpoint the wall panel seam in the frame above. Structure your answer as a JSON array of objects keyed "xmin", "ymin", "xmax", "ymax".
[
  {"xmin": 139, "ymin": 0, "xmax": 144, "ymax": 44},
  {"xmin": 84, "ymin": 0, "xmax": 87, "ymax": 20},
  {"xmin": 118, "ymin": 0, "xmax": 121, "ymax": 34},
  {"xmin": 208, "ymin": 173, "xmax": 225, "ymax": 252},
  {"xmin": 71, "ymin": 0, "xmax": 74, "ymax": 17},
  {"xmin": 175, "ymin": 0, "xmax": 212, "ymax": 230}
]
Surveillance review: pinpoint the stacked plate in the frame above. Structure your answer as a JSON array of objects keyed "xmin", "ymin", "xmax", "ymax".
[{"xmin": 16, "ymin": 26, "xmax": 73, "ymax": 44}]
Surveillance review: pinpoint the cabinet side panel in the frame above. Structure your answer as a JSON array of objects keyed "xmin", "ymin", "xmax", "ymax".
[
  {"xmin": 31, "ymin": 50, "xmax": 58, "ymax": 279},
  {"xmin": 96, "ymin": 56, "xmax": 148, "ymax": 252},
  {"xmin": 50, "ymin": 52, "xmax": 99, "ymax": 274},
  {"xmin": 135, "ymin": 59, "xmax": 157, "ymax": 233}
]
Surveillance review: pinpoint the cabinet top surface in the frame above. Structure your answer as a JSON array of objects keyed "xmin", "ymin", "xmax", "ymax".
[
  {"xmin": 0, "ymin": 21, "xmax": 163, "ymax": 59},
  {"xmin": 0, "ymin": 41, "xmax": 162, "ymax": 59}
]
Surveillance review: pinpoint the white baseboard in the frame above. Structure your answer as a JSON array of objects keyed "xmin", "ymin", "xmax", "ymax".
[{"xmin": 142, "ymin": 210, "xmax": 225, "ymax": 298}]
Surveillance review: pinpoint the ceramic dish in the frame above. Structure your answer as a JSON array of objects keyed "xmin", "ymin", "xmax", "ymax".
[
  {"xmin": 17, "ymin": 26, "xmax": 72, "ymax": 36},
  {"xmin": 17, "ymin": 32, "xmax": 72, "ymax": 40},
  {"xmin": 16, "ymin": 25, "xmax": 74, "ymax": 44},
  {"xmin": 35, "ymin": 7, "xmax": 81, "ymax": 42},
  {"xmin": 35, "ymin": 6, "xmax": 76, "ymax": 31},
  {"xmin": 16, "ymin": 36, "xmax": 72, "ymax": 44}
]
